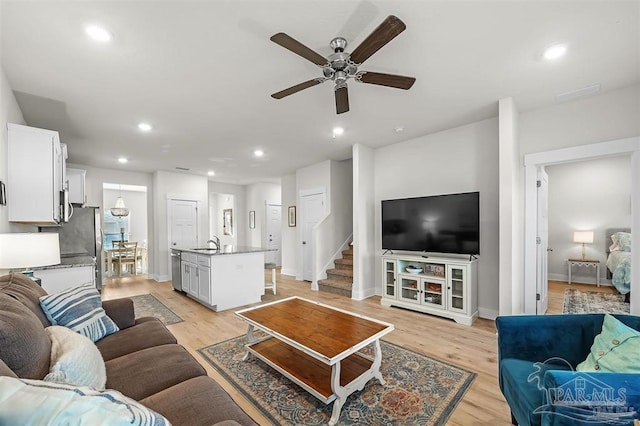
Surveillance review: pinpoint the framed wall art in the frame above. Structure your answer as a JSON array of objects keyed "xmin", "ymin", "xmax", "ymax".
[
  {"xmin": 223, "ymin": 208, "xmax": 233, "ymax": 235},
  {"xmin": 288, "ymin": 206, "xmax": 296, "ymax": 227}
]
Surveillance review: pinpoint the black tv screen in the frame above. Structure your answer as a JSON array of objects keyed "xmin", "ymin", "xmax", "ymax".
[{"xmin": 382, "ymin": 192, "xmax": 480, "ymax": 255}]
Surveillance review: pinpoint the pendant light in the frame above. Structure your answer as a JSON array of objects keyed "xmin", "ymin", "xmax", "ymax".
[{"xmin": 110, "ymin": 185, "xmax": 130, "ymax": 217}]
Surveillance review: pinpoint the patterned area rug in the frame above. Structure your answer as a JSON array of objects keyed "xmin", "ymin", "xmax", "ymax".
[
  {"xmin": 130, "ymin": 294, "xmax": 183, "ymax": 325},
  {"xmin": 562, "ymin": 289, "xmax": 630, "ymax": 314},
  {"xmin": 198, "ymin": 336, "xmax": 475, "ymax": 425}
]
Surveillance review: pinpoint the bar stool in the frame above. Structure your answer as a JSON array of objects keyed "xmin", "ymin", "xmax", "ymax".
[{"xmin": 264, "ymin": 262, "xmax": 276, "ymax": 295}]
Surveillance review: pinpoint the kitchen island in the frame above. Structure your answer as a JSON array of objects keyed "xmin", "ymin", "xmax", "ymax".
[{"xmin": 175, "ymin": 246, "xmax": 270, "ymax": 312}]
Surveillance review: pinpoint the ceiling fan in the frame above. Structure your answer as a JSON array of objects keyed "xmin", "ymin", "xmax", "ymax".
[{"xmin": 270, "ymin": 15, "xmax": 416, "ymax": 114}]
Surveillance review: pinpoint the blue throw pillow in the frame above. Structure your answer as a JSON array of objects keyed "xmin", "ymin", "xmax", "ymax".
[{"xmin": 39, "ymin": 283, "xmax": 119, "ymax": 342}]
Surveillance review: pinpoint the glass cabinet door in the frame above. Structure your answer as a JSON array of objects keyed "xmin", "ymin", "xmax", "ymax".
[
  {"xmin": 383, "ymin": 259, "xmax": 397, "ymax": 298},
  {"xmin": 448, "ymin": 266, "xmax": 466, "ymax": 312},
  {"xmin": 399, "ymin": 275, "xmax": 420, "ymax": 303},
  {"xmin": 422, "ymin": 279, "xmax": 445, "ymax": 309}
]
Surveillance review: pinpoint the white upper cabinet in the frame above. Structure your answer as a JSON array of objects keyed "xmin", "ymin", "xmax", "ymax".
[
  {"xmin": 67, "ymin": 167, "xmax": 87, "ymax": 205},
  {"xmin": 7, "ymin": 123, "xmax": 68, "ymax": 225}
]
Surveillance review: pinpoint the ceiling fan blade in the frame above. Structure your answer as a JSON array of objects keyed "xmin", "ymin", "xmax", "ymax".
[
  {"xmin": 271, "ymin": 79, "xmax": 324, "ymax": 99},
  {"xmin": 349, "ymin": 15, "xmax": 406, "ymax": 65},
  {"xmin": 270, "ymin": 33, "xmax": 328, "ymax": 66},
  {"xmin": 358, "ymin": 72, "xmax": 416, "ymax": 90},
  {"xmin": 335, "ymin": 86, "xmax": 349, "ymax": 114}
]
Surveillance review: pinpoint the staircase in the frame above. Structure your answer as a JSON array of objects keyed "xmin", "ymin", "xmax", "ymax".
[{"xmin": 318, "ymin": 244, "xmax": 353, "ymax": 297}]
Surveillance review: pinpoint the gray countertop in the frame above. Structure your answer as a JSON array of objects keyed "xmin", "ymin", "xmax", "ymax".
[
  {"xmin": 33, "ymin": 255, "xmax": 96, "ymax": 270},
  {"xmin": 175, "ymin": 245, "xmax": 272, "ymax": 256}
]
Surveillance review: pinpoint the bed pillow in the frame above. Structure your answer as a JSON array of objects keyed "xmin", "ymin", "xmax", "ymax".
[
  {"xmin": 576, "ymin": 314, "xmax": 640, "ymax": 373},
  {"xmin": 44, "ymin": 326, "xmax": 106, "ymax": 390},
  {"xmin": 0, "ymin": 376, "xmax": 170, "ymax": 426},
  {"xmin": 39, "ymin": 283, "xmax": 119, "ymax": 343},
  {"xmin": 609, "ymin": 232, "xmax": 631, "ymax": 252}
]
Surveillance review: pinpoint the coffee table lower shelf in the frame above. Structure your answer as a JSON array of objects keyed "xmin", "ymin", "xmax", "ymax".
[{"xmin": 246, "ymin": 338, "xmax": 373, "ymax": 403}]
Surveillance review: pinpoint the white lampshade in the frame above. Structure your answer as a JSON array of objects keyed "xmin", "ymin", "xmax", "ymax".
[
  {"xmin": 0, "ymin": 233, "xmax": 61, "ymax": 269},
  {"xmin": 573, "ymin": 231, "xmax": 594, "ymax": 244}
]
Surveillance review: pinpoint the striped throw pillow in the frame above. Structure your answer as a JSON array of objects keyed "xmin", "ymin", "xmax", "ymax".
[{"xmin": 39, "ymin": 283, "xmax": 119, "ymax": 342}]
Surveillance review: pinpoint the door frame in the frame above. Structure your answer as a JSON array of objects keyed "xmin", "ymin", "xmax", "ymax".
[
  {"xmin": 265, "ymin": 203, "xmax": 282, "ymax": 266},
  {"xmin": 523, "ymin": 136, "xmax": 640, "ymax": 315},
  {"xmin": 166, "ymin": 195, "xmax": 200, "ymax": 282},
  {"xmin": 298, "ymin": 188, "xmax": 326, "ymax": 288},
  {"xmin": 536, "ymin": 168, "xmax": 549, "ymax": 314}
]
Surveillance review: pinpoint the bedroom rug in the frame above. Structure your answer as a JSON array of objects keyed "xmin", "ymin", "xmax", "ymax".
[
  {"xmin": 562, "ymin": 289, "xmax": 630, "ymax": 314},
  {"xmin": 198, "ymin": 335, "xmax": 475, "ymax": 426},
  {"xmin": 130, "ymin": 294, "xmax": 184, "ymax": 325}
]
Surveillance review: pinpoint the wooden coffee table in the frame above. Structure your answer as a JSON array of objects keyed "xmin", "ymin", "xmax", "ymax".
[{"xmin": 235, "ymin": 296, "xmax": 394, "ymax": 425}]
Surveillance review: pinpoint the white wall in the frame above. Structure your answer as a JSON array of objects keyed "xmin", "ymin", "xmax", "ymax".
[
  {"xmin": 208, "ymin": 181, "xmax": 246, "ymax": 246},
  {"xmin": 314, "ymin": 159, "xmax": 352, "ymax": 283},
  {"xmin": 209, "ymin": 193, "xmax": 236, "ymax": 247},
  {"xmin": 511, "ymin": 84, "xmax": 640, "ymax": 313},
  {"xmin": 352, "ymin": 144, "xmax": 376, "ymax": 300},
  {"xmin": 280, "ymin": 174, "xmax": 296, "ymax": 276},
  {"xmin": 547, "ymin": 156, "xmax": 631, "ymax": 284},
  {"xmin": 295, "ymin": 161, "xmax": 331, "ymax": 280},
  {"xmin": 153, "ymin": 171, "xmax": 208, "ymax": 281},
  {"xmin": 0, "ymin": 66, "xmax": 32, "ymax": 236},
  {"xmin": 374, "ymin": 117, "xmax": 500, "ymax": 318},
  {"xmin": 67, "ymin": 163, "xmax": 155, "ymax": 276},
  {"xmin": 498, "ymin": 98, "xmax": 523, "ymax": 316},
  {"xmin": 246, "ymin": 182, "xmax": 281, "ymax": 247}
]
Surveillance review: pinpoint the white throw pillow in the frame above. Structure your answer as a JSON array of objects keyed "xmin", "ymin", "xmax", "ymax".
[
  {"xmin": 0, "ymin": 376, "xmax": 171, "ymax": 426},
  {"xmin": 44, "ymin": 325, "xmax": 107, "ymax": 390}
]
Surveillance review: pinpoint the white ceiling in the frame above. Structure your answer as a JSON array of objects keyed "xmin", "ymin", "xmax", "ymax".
[{"xmin": 2, "ymin": 1, "xmax": 639, "ymax": 185}]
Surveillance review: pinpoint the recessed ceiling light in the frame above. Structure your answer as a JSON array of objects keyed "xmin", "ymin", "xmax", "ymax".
[
  {"xmin": 332, "ymin": 127, "xmax": 344, "ymax": 137},
  {"xmin": 117, "ymin": 157, "xmax": 128, "ymax": 164},
  {"xmin": 394, "ymin": 126, "xmax": 404, "ymax": 133},
  {"xmin": 207, "ymin": 170, "xmax": 215, "ymax": 176},
  {"xmin": 85, "ymin": 25, "xmax": 112, "ymax": 43},
  {"xmin": 254, "ymin": 149, "xmax": 264, "ymax": 157},
  {"xmin": 543, "ymin": 44, "xmax": 567, "ymax": 60},
  {"xmin": 137, "ymin": 122, "xmax": 152, "ymax": 132}
]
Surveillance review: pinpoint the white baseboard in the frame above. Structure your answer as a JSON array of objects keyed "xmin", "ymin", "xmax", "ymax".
[
  {"xmin": 352, "ymin": 287, "xmax": 377, "ymax": 301},
  {"xmin": 478, "ymin": 307, "xmax": 499, "ymax": 320},
  {"xmin": 280, "ymin": 268, "xmax": 296, "ymax": 277},
  {"xmin": 151, "ymin": 274, "xmax": 170, "ymax": 282}
]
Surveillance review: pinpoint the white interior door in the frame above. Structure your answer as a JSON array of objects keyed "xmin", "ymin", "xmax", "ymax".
[
  {"xmin": 170, "ymin": 200, "xmax": 198, "ymax": 249},
  {"xmin": 265, "ymin": 204, "xmax": 281, "ymax": 266},
  {"xmin": 536, "ymin": 168, "xmax": 549, "ymax": 314},
  {"xmin": 301, "ymin": 192, "xmax": 325, "ymax": 281}
]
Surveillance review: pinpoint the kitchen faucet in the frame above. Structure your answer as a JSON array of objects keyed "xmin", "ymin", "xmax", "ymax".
[{"xmin": 207, "ymin": 236, "xmax": 220, "ymax": 250}]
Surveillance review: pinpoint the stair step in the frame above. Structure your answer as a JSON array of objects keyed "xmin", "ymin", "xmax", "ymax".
[
  {"xmin": 318, "ymin": 279, "xmax": 352, "ymax": 298},
  {"xmin": 341, "ymin": 249, "xmax": 353, "ymax": 259},
  {"xmin": 326, "ymin": 268, "xmax": 353, "ymax": 281},
  {"xmin": 335, "ymin": 258, "xmax": 353, "ymax": 267}
]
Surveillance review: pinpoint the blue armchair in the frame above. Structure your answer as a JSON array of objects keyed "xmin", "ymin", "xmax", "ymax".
[{"xmin": 496, "ymin": 314, "xmax": 640, "ymax": 426}]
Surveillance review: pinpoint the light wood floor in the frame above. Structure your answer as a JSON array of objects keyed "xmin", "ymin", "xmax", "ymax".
[
  {"xmin": 102, "ymin": 272, "xmax": 512, "ymax": 425},
  {"xmin": 546, "ymin": 279, "xmax": 618, "ymax": 314}
]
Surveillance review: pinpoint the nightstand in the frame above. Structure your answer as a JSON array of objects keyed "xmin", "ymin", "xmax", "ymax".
[{"xmin": 567, "ymin": 259, "xmax": 600, "ymax": 287}]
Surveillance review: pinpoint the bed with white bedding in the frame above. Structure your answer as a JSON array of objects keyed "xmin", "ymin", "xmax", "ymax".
[{"xmin": 605, "ymin": 229, "xmax": 631, "ymax": 295}]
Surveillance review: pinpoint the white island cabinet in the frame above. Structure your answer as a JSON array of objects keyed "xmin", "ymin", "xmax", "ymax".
[{"xmin": 178, "ymin": 247, "xmax": 266, "ymax": 312}]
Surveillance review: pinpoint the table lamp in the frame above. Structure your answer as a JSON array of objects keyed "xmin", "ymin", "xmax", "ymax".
[
  {"xmin": 0, "ymin": 233, "xmax": 61, "ymax": 276},
  {"xmin": 573, "ymin": 231, "xmax": 594, "ymax": 260}
]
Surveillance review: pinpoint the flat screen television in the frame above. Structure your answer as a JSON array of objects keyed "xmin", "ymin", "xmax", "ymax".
[{"xmin": 382, "ymin": 191, "xmax": 480, "ymax": 255}]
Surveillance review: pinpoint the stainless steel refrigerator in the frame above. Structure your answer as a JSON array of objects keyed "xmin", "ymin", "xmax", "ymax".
[{"xmin": 40, "ymin": 206, "xmax": 103, "ymax": 288}]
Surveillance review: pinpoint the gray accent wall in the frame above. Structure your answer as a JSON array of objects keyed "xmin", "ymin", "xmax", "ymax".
[{"xmin": 374, "ymin": 117, "xmax": 500, "ymax": 318}]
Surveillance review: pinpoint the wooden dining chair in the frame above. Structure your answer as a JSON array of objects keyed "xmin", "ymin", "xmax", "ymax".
[{"xmin": 115, "ymin": 242, "xmax": 137, "ymax": 276}]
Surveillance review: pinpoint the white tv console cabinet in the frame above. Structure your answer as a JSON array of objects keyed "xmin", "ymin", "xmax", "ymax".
[{"xmin": 380, "ymin": 254, "xmax": 478, "ymax": 325}]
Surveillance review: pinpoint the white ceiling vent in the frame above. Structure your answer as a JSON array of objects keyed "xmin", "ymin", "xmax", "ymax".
[
  {"xmin": 175, "ymin": 166, "xmax": 190, "ymax": 171},
  {"xmin": 555, "ymin": 83, "xmax": 601, "ymax": 103}
]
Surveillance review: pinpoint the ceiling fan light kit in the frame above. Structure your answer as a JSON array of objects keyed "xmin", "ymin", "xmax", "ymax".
[{"xmin": 270, "ymin": 15, "xmax": 416, "ymax": 114}]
